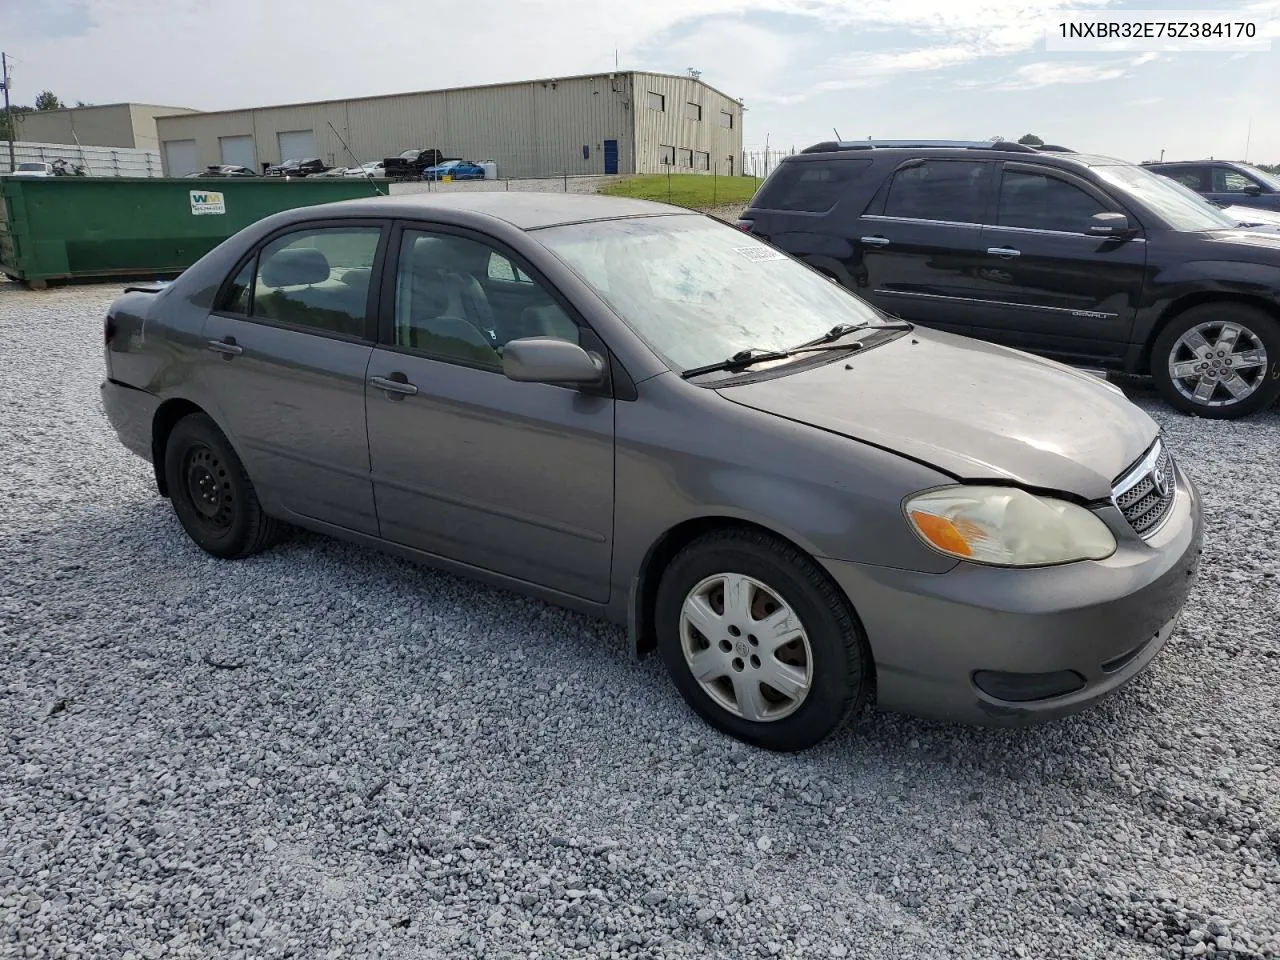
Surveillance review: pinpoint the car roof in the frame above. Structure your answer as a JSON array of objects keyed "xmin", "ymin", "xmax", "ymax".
[
  {"xmin": 271, "ymin": 191, "xmax": 695, "ymax": 230},
  {"xmin": 793, "ymin": 140, "xmax": 1128, "ymax": 169}
]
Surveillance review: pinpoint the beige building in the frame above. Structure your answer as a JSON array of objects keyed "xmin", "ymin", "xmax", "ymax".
[
  {"xmin": 14, "ymin": 103, "xmax": 197, "ymax": 152},
  {"xmin": 154, "ymin": 72, "xmax": 744, "ymax": 179}
]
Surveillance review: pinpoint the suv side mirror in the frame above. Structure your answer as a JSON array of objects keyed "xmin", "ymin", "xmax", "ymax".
[
  {"xmin": 1243, "ymin": 184, "xmax": 1263, "ymax": 197},
  {"xmin": 502, "ymin": 337, "xmax": 606, "ymax": 387},
  {"xmin": 1087, "ymin": 212, "xmax": 1135, "ymax": 238}
]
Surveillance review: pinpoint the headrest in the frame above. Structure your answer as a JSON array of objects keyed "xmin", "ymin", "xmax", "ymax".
[{"xmin": 261, "ymin": 247, "xmax": 330, "ymax": 288}]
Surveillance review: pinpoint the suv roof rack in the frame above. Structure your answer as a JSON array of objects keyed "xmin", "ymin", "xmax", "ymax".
[
  {"xmin": 1037, "ymin": 144, "xmax": 1076, "ymax": 153},
  {"xmin": 800, "ymin": 138, "xmax": 1041, "ymax": 155}
]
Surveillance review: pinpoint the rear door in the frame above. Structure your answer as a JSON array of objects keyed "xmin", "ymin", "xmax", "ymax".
[
  {"xmin": 969, "ymin": 162, "xmax": 1146, "ymax": 362},
  {"xmin": 199, "ymin": 219, "xmax": 388, "ymax": 535},
  {"xmin": 853, "ymin": 158, "xmax": 996, "ymax": 335}
]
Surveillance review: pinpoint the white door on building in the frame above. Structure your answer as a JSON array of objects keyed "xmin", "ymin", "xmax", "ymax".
[
  {"xmin": 278, "ymin": 130, "xmax": 317, "ymax": 161},
  {"xmin": 163, "ymin": 139, "xmax": 198, "ymax": 177},
  {"xmin": 220, "ymin": 135, "xmax": 256, "ymax": 169}
]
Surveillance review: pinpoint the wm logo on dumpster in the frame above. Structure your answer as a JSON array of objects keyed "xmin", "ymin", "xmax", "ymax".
[{"xmin": 189, "ymin": 191, "xmax": 226, "ymax": 216}]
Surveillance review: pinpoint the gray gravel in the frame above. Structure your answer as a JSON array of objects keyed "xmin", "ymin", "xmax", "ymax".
[{"xmin": 2, "ymin": 277, "xmax": 1279, "ymax": 960}]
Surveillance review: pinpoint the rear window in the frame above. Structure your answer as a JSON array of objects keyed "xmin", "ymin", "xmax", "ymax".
[{"xmin": 752, "ymin": 159, "xmax": 874, "ymax": 212}]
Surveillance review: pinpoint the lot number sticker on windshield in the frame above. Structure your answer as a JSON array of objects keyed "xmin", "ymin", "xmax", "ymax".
[
  {"xmin": 190, "ymin": 191, "xmax": 226, "ymax": 216},
  {"xmin": 733, "ymin": 245, "xmax": 786, "ymax": 263}
]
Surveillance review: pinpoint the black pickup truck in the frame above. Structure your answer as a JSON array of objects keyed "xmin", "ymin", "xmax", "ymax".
[{"xmin": 381, "ymin": 148, "xmax": 445, "ymax": 181}]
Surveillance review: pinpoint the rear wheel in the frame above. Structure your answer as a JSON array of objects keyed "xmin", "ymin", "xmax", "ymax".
[
  {"xmin": 1151, "ymin": 304, "xmax": 1280, "ymax": 419},
  {"xmin": 163, "ymin": 413, "xmax": 283, "ymax": 558},
  {"xmin": 655, "ymin": 529, "xmax": 871, "ymax": 752}
]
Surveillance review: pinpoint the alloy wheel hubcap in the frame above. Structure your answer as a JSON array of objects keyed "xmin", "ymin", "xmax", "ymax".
[
  {"xmin": 679, "ymin": 573, "xmax": 813, "ymax": 723},
  {"xmin": 1169, "ymin": 321, "xmax": 1268, "ymax": 407}
]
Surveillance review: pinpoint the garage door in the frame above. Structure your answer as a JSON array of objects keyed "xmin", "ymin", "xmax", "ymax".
[
  {"xmin": 163, "ymin": 139, "xmax": 197, "ymax": 177},
  {"xmin": 278, "ymin": 130, "xmax": 317, "ymax": 162},
  {"xmin": 220, "ymin": 135, "xmax": 256, "ymax": 169}
]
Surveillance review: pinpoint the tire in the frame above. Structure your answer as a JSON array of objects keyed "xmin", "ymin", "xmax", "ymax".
[
  {"xmin": 1151, "ymin": 304, "xmax": 1280, "ymax": 419},
  {"xmin": 654, "ymin": 528, "xmax": 872, "ymax": 752},
  {"xmin": 163, "ymin": 413, "xmax": 284, "ymax": 559}
]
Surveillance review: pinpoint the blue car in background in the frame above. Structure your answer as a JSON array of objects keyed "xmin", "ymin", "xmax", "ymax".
[{"xmin": 421, "ymin": 160, "xmax": 487, "ymax": 181}]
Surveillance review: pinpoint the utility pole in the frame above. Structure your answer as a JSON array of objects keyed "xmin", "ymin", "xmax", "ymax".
[{"xmin": 2, "ymin": 52, "xmax": 14, "ymax": 174}]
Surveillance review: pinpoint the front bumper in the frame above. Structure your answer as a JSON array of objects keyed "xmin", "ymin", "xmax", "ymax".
[
  {"xmin": 819, "ymin": 461, "xmax": 1204, "ymax": 726},
  {"xmin": 100, "ymin": 379, "xmax": 159, "ymax": 464}
]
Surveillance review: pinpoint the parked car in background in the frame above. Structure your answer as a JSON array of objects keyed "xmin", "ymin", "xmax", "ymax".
[
  {"xmin": 1156, "ymin": 174, "xmax": 1280, "ymax": 234},
  {"xmin": 8, "ymin": 162, "xmax": 54, "ymax": 177},
  {"xmin": 264, "ymin": 158, "xmax": 329, "ymax": 178},
  {"xmin": 310, "ymin": 166, "xmax": 350, "ymax": 178},
  {"xmin": 383, "ymin": 148, "xmax": 444, "ymax": 181},
  {"xmin": 422, "ymin": 159, "xmax": 486, "ymax": 181},
  {"xmin": 185, "ymin": 164, "xmax": 257, "ymax": 178},
  {"xmin": 99, "ymin": 192, "xmax": 1202, "ymax": 751},
  {"xmin": 739, "ymin": 139, "xmax": 1280, "ymax": 419},
  {"xmin": 345, "ymin": 161, "xmax": 386, "ymax": 178},
  {"xmin": 1144, "ymin": 160, "xmax": 1280, "ymax": 212}
]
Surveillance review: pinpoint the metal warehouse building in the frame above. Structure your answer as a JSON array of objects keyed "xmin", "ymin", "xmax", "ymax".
[
  {"xmin": 154, "ymin": 71, "xmax": 744, "ymax": 179},
  {"xmin": 15, "ymin": 103, "xmax": 197, "ymax": 152}
]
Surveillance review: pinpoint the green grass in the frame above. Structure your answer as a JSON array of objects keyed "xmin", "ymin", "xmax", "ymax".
[{"xmin": 600, "ymin": 173, "xmax": 763, "ymax": 210}]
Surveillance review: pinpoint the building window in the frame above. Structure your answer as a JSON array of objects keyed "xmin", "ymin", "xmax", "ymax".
[
  {"xmin": 694, "ymin": 151, "xmax": 710, "ymax": 171},
  {"xmin": 719, "ymin": 110, "xmax": 734, "ymax": 129},
  {"xmin": 647, "ymin": 92, "xmax": 665, "ymax": 112},
  {"xmin": 678, "ymin": 148, "xmax": 693, "ymax": 168},
  {"xmin": 659, "ymin": 145, "xmax": 676, "ymax": 166},
  {"xmin": 685, "ymin": 102, "xmax": 702, "ymax": 121}
]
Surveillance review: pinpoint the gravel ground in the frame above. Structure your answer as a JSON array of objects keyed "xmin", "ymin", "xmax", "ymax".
[{"xmin": 2, "ymin": 278, "xmax": 1279, "ymax": 960}]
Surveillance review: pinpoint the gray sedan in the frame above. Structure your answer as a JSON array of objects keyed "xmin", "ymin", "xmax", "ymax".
[{"xmin": 101, "ymin": 193, "xmax": 1203, "ymax": 751}]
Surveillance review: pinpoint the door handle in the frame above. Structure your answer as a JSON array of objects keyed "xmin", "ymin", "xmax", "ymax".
[
  {"xmin": 369, "ymin": 374, "xmax": 418, "ymax": 397},
  {"xmin": 207, "ymin": 337, "xmax": 243, "ymax": 357},
  {"xmin": 860, "ymin": 236, "xmax": 891, "ymax": 247},
  {"xmin": 986, "ymin": 246, "xmax": 1021, "ymax": 258}
]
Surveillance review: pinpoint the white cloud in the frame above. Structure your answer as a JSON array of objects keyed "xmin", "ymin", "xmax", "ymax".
[{"xmin": 993, "ymin": 60, "xmax": 1129, "ymax": 89}]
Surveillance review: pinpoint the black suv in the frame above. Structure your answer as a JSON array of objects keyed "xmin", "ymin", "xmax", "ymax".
[
  {"xmin": 740, "ymin": 139, "xmax": 1280, "ymax": 419},
  {"xmin": 1142, "ymin": 159, "xmax": 1280, "ymax": 212}
]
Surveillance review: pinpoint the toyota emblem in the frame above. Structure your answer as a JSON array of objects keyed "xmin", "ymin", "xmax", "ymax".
[{"xmin": 1152, "ymin": 466, "xmax": 1170, "ymax": 498}]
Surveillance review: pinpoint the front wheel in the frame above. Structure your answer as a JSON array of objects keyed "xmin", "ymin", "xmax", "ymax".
[
  {"xmin": 1151, "ymin": 304, "xmax": 1280, "ymax": 419},
  {"xmin": 655, "ymin": 529, "xmax": 872, "ymax": 752}
]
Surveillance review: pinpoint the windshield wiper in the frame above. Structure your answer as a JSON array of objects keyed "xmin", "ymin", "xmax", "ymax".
[{"xmin": 680, "ymin": 321, "xmax": 914, "ymax": 380}]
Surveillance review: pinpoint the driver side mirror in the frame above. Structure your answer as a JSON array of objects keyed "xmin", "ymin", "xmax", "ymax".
[
  {"xmin": 1243, "ymin": 184, "xmax": 1263, "ymax": 197},
  {"xmin": 1087, "ymin": 212, "xmax": 1136, "ymax": 238},
  {"xmin": 502, "ymin": 337, "xmax": 606, "ymax": 387}
]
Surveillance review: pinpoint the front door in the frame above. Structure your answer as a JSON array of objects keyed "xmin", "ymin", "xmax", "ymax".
[
  {"xmin": 853, "ymin": 158, "xmax": 996, "ymax": 335},
  {"xmin": 199, "ymin": 221, "xmax": 386, "ymax": 534},
  {"xmin": 364, "ymin": 225, "xmax": 615, "ymax": 602},
  {"xmin": 969, "ymin": 162, "xmax": 1147, "ymax": 362},
  {"xmin": 603, "ymin": 139, "xmax": 619, "ymax": 175}
]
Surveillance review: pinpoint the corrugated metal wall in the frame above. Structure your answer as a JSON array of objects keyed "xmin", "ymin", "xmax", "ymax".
[
  {"xmin": 15, "ymin": 105, "xmax": 138, "ymax": 150},
  {"xmin": 155, "ymin": 75, "xmax": 638, "ymax": 179},
  {"xmin": 628, "ymin": 73, "xmax": 744, "ymax": 176}
]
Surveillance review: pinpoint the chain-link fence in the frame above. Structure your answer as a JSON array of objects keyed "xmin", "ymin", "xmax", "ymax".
[{"xmin": 1, "ymin": 141, "xmax": 164, "ymax": 177}]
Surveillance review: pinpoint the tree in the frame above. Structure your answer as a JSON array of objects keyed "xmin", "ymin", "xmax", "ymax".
[
  {"xmin": 1018, "ymin": 133, "xmax": 1045, "ymax": 146},
  {"xmin": 0, "ymin": 105, "xmax": 32, "ymax": 141},
  {"xmin": 34, "ymin": 90, "xmax": 63, "ymax": 111}
]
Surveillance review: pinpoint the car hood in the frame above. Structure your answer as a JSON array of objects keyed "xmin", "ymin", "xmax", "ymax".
[{"xmin": 715, "ymin": 328, "xmax": 1158, "ymax": 501}]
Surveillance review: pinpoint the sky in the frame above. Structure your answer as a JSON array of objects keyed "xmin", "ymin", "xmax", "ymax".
[{"xmin": 3, "ymin": 0, "xmax": 1279, "ymax": 165}]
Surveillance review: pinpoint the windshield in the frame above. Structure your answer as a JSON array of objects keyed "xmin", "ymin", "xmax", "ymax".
[
  {"xmin": 1238, "ymin": 163, "xmax": 1280, "ymax": 191},
  {"xmin": 537, "ymin": 215, "xmax": 890, "ymax": 373},
  {"xmin": 1094, "ymin": 163, "xmax": 1237, "ymax": 231},
  {"xmin": 16, "ymin": 163, "xmax": 46, "ymax": 171}
]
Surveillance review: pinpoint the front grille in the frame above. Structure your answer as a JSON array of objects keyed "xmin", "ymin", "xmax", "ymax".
[{"xmin": 1112, "ymin": 441, "xmax": 1176, "ymax": 538}]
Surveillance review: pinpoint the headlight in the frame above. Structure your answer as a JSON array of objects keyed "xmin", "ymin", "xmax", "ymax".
[{"xmin": 905, "ymin": 486, "xmax": 1117, "ymax": 567}]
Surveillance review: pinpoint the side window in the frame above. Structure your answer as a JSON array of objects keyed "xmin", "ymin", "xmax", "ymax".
[
  {"xmin": 1170, "ymin": 168, "xmax": 1208, "ymax": 192},
  {"xmin": 996, "ymin": 170, "xmax": 1107, "ymax": 233},
  {"xmin": 220, "ymin": 259, "xmax": 254, "ymax": 314},
  {"xmin": 754, "ymin": 158, "xmax": 874, "ymax": 212},
  {"xmin": 486, "ymin": 251, "xmax": 533, "ymax": 284},
  {"xmin": 1213, "ymin": 168, "xmax": 1257, "ymax": 194},
  {"xmin": 250, "ymin": 226, "xmax": 380, "ymax": 338},
  {"xmin": 883, "ymin": 160, "xmax": 987, "ymax": 223},
  {"xmin": 394, "ymin": 230, "xmax": 579, "ymax": 370}
]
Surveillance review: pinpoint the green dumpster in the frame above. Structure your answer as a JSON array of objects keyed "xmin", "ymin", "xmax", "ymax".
[{"xmin": 0, "ymin": 176, "xmax": 388, "ymax": 289}]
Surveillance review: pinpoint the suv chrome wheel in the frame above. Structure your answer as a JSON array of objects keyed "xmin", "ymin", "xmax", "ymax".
[{"xmin": 1168, "ymin": 320, "xmax": 1268, "ymax": 408}]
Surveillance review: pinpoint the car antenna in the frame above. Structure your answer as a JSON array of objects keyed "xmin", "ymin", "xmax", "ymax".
[
  {"xmin": 326, "ymin": 121, "xmax": 381, "ymax": 196},
  {"xmin": 833, "ymin": 127, "xmax": 842, "ymax": 141}
]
